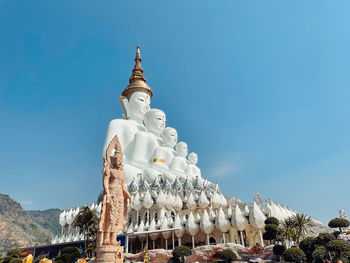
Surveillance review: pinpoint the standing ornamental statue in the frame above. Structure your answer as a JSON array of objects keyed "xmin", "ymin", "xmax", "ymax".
[{"xmin": 96, "ymin": 135, "xmax": 133, "ymax": 263}]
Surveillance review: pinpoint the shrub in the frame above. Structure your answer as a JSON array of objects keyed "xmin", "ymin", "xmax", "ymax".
[
  {"xmin": 299, "ymin": 237, "xmax": 315, "ymax": 263},
  {"xmin": 273, "ymin": 244, "xmax": 286, "ymax": 256},
  {"xmin": 263, "ymin": 224, "xmax": 279, "ymax": 240},
  {"xmin": 55, "ymin": 246, "xmax": 81, "ymax": 263},
  {"xmin": 218, "ymin": 249, "xmax": 237, "ymax": 263},
  {"xmin": 9, "ymin": 259, "xmax": 22, "ymax": 263},
  {"xmin": 314, "ymin": 233, "xmax": 336, "ymax": 247},
  {"xmin": 265, "ymin": 217, "xmax": 280, "ymax": 226},
  {"xmin": 328, "ymin": 218, "xmax": 350, "ymax": 232},
  {"xmin": 333, "ymin": 231, "xmax": 341, "ymax": 238},
  {"xmin": 282, "ymin": 247, "xmax": 306, "ymax": 263},
  {"xmin": 6, "ymin": 249, "xmax": 21, "ymax": 258},
  {"xmin": 172, "ymin": 246, "xmax": 191, "ymax": 262},
  {"xmin": 312, "ymin": 246, "xmax": 329, "ymax": 263},
  {"xmin": 326, "ymin": 240, "xmax": 350, "ymax": 259},
  {"xmin": 167, "ymin": 257, "xmax": 180, "ymax": 263}
]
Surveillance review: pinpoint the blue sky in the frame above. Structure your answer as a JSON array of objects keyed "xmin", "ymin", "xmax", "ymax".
[{"xmin": 0, "ymin": 0, "xmax": 349, "ymax": 224}]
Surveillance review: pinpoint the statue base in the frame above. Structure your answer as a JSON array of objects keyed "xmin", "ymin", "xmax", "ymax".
[{"xmin": 95, "ymin": 244, "xmax": 123, "ymax": 263}]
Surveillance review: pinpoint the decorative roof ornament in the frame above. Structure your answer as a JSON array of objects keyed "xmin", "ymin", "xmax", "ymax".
[
  {"xmin": 183, "ymin": 176, "xmax": 193, "ymax": 191},
  {"xmin": 172, "ymin": 177, "xmax": 182, "ymax": 193},
  {"xmin": 193, "ymin": 176, "xmax": 203, "ymax": 191},
  {"xmin": 128, "ymin": 177, "xmax": 138, "ymax": 194},
  {"xmin": 249, "ymin": 202, "xmax": 266, "ymax": 229},
  {"xmin": 121, "ymin": 45, "xmax": 153, "ymax": 100},
  {"xmin": 161, "ymin": 178, "xmax": 171, "ymax": 192},
  {"xmin": 139, "ymin": 178, "xmax": 149, "ymax": 192},
  {"xmin": 150, "ymin": 177, "xmax": 161, "ymax": 193}
]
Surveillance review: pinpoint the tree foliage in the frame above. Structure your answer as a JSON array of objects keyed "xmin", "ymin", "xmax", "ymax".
[
  {"xmin": 172, "ymin": 246, "xmax": 191, "ymax": 263},
  {"xmin": 299, "ymin": 237, "xmax": 315, "ymax": 263},
  {"xmin": 218, "ymin": 249, "xmax": 237, "ymax": 263},
  {"xmin": 264, "ymin": 224, "xmax": 279, "ymax": 241},
  {"xmin": 282, "ymin": 247, "xmax": 306, "ymax": 263},
  {"xmin": 314, "ymin": 233, "xmax": 336, "ymax": 247},
  {"xmin": 273, "ymin": 244, "xmax": 286, "ymax": 256},
  {"xmin": 312, "ymin": 246, "xmax": 329, "ymax": 263},
  {"xmin": 72, "ymin": 205, "xmax": 98, "ymax": 249},
  {"xmin": 265, "ymin": 217, "xmax": 279, "ymax": 226},
  {"xmin": 328, "ymin": 218, "xmax": 350, "ymax": 232},
  {"xmin": 55, "ymin": 246, "xmax": 81, "ymax": 263}
]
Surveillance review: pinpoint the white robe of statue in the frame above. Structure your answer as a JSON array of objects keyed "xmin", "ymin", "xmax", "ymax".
[
  {"xmin": 129, "ymin": 109, "xmax": 166, "ymax": 183},
  {"xmin": 170, "ymin": 142, "xmax": 189, "ymax": 183},
  {"xmin": 186, "ymin": 152, "xmax": 201, "ymax": 182},
  {"xmin": 145, "ymin": 127, "xmax": 178, "ymax": 183}
]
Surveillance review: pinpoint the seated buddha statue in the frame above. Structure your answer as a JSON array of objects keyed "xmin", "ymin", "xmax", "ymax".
[
  {"xmin": 129, "ymin": 109, "xmax": 166, "ymax": 172},
  {"xmin": 186, "ymin": 152, "xmax": 201, "ymax": 182},
  {"xmin": 101, "ymin": 45, "xmax": 152, "ymax": 185},
  {"xmin": 144, "ymin": 127, "xmax": 178, "ymax": 183},
  {"xmin": 170, "ymin": 142, "xmax": 189, "ymax": 183}
]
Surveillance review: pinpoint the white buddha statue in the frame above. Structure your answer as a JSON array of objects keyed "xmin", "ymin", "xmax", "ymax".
[
  {"xmin": 130, "ymin": 109, "xmax": 166, "ymax": 170},
  {"xmin": 101, "ymin": 45, "xmax": 153, "ymax": 185},
  {"xmin": 170, "ymin": 142, "xmax": 189, "ymax": 183},
  {"xmin": 186, "ymin": 152, "xmax": 201, "ymax": 182},
  {"xmin": 144, "ymin": 127, "xmax": 178, "ymax": 183}
]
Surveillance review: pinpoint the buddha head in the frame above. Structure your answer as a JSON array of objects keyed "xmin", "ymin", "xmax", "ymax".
[
  {"xmin": 120, "ymin": 45, "xmax": 153, "ymax": 122},
  {"xmin": 161, "ymin": 127, "xmax": 178, "ymax": 148},
  {"xmin": 175, "ymin": 142, "xmax": 188, "ymax": 158},
  {"xmin": 188, "ymin": 152, "xmax": 198, "ymax": 165},
  {"xmin": 122, "ymin": 91, "xmax": 151, "ymax": 121},
  {"xmin": 144, "ymin": 109, "xmax": 166, "ymax": 136}
]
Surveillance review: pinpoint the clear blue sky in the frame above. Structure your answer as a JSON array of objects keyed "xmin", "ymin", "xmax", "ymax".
[{"xmin": 0, "ymin": 0, "xmax": 349, "ymax": 224}]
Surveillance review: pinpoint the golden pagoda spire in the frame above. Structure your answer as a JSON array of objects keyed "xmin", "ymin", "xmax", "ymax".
[{"xmin": 121, "ymin": 45, "xmax": 153, "ymax": 99}]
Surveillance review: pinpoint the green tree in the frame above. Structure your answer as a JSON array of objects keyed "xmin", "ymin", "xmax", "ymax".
[
  {"xmin": 282, "ymin": 248, "xmax": 306, "ymax": 263},
  {"xmin": 273, "ymin": 244, "xmax": 286, "ymax": 261},
  {"xmin": 9, "ymin": 259, "xmax": 21, "ymax": 263},
  {"xmin": 326, "ymin": 240, "xmax": 350, "ymax": 262},
  {"xmin": 265, "ymin": 217, "xmax": 280, "ymax": 226},
  {"xmin": 172, "ymin": 246, "xmax": 192, "ymax": 263},
  {"xmin": 312, "ymin": 246, "xmax": 329, "ymax": 263},
  {"xmin": 6, "ymin": 249, "xmax": 20, "ymax": 259},
  {"xmin": 218, "ymin": 249, "xmax": 237, "ymax": 263},
  {"xmin": 299, "ymin": 237, "xmax": 315, "ymax": 263},
  {"xmin": 328, "ymin": 218, "xmax": 350, "ymax": 232},
  {"xmin": 314, "ymin": 233, "xmax": 336, "ymax": 247},
  {"xmin": 72, "ymin": 205, "xmax": 98, "ymax": 249},
  {"xmin": 264, "ymin": 224, "xmax": 279, "ymax": 241},
  {"xmin": 55, "ymin": 246, "xmax": 81, "ymax": 263}
]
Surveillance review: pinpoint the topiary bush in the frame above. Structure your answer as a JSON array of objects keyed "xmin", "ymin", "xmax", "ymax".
[
  {"xmin": 299, "ymin": 237, "xmax": 316, "ymax": 263},
  {"xmin": 282, "ymin": 247, "xmax": 306, "ymax": 263},
  {"xmin": 273, "ymin": 244, "xmax": 286, "ymax": 256},
  {"xmin": 55, "ymin": 246, "xmax": 81, "ymax": 263},
  {"xmin": 263, "ymin": 224, "xmax": 279, "ymax": 241},
  {"xmin": 326, "ymin": 239, "xmax": 350, "ymax": 262},
  {"xmin": 218, "ymin": 249, "xmax": 237, "ymax": 263},
  {"xmin": 167, "ymin": 257, "xmax": 180, "ymax": 263},
  {"xmin": 265, "ymin": 217, "xmax": 280, "ymax": 226},
  {"xmin": 312, "ymin": 246, "xmax": 329, "ymax": 263},
  {"xmin": 328, "ymin": 218, "xmax": 350, "ymax": 232},
  {"xmin": 314, "ymin": 233, "xmax": 336, "ymax": 247},
  {"xmin": 172, "ymin": 246, "xmax": 191, "ymax": 263}
]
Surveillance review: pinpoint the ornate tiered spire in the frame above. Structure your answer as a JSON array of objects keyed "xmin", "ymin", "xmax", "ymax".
[{"xmin": 121, "ymin": 45, "xmax": 153, "ymax": 99}]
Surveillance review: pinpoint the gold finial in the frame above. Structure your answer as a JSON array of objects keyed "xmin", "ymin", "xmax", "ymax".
[{"xmin": 121, "ymin": 45, "xmax": 153, "ymax": 100}]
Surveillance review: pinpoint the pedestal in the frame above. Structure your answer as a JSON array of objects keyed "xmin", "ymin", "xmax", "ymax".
[{"xmin": 95, "ymin": 244, "xmax": 123, "ymax": 263}]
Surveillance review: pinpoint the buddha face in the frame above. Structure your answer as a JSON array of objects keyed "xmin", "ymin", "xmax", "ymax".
[
  {"xmin": 144, "ymin": 109, "xmax": 166, "ymax": 135},
  {"xmin": 188, "ymin": 152, "xmax": 198, "ymax": 165},
  {"xmin": 175, "ymin": 142, "xmax": 188, "ymax": 157},
  {"xmin": 127, "ymin": 91, "xmax": 151, "ymax": 121},
  {"xmin": 161, "ymin": 127, "xmax": 178, "ymax": 147}
]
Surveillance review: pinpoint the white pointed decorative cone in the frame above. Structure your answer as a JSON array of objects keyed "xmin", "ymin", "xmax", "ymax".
[
  {"xmin": 215, "ymin": 207, "xmax": 230, "ymax": 233},
  {"xmin": 161, "ymin": 216, "xmax": 171, "ymax": 239},
  {"xmin": 198, "ymin": 191, "xmax": 210, "ymax": 209},
  {"xmin": 232, "ymin": 204, "xmax": 248, "ymax": 231},
  {"xmin": 174, "ymin": 213, "xmax": 185, "ymax": 238},
  {"xmin": 149, "ymin": 217, "xmax": 159, "ymax": 241},
  {"xmin": 156, "ymin": 190, "xmax": 166, "ymax": 208},
  {"xmin": 200, "ymin": 209, "xmax": 214, "ymax": 235},
  {"xmin": 133, "ymin": 192, "xmax": 143, "ymax": 211},
  {"xmin": 243, "ymin": 205, "xmax": 250, "ymax": 217},
  {"xmin": 166, "ymin": 192, "xmax": 175, "ymax": 210},
  {"xmin": 186, "ymin": 192, "xmax": 196, "ymax": 210},
  {"xmin": 211, "ymin": 191, "xmax": 220, "ymax": 209},
  {"xmin": 142, "ymin": 190, "xmax": 154, "ymax": 209},
  {"xmin": 186, "ymin": 211, "xmax": 199, "ymax": 236},
  {"xmin": 227, "ymin": 206, "xmax": 233, "ymax": 218},
  {"xmin": 249, "ymin": 202, "xmax": 266, "ymax": 229}
]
